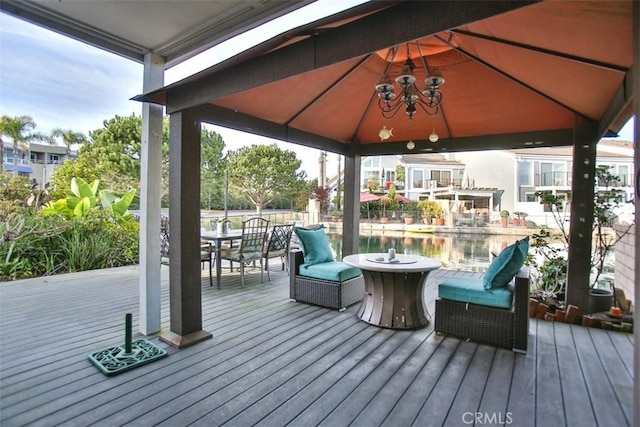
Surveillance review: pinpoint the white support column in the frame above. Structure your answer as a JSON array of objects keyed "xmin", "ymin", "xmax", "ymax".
[{"xmin": 139, "ymin": 52, "xmax": 165, "ymax": 335}]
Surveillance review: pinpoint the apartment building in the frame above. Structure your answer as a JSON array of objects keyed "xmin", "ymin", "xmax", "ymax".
[{"xmin": 1, "ymin": 141, "xmax": 75, "ymax": 186}]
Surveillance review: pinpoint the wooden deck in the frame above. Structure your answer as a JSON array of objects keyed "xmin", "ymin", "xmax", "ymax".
[{"xmin": 0, "ymin": 263, "xmax": 634, "ymax": 426}]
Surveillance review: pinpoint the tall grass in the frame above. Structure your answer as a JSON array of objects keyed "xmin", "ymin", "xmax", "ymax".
[{"xmin": 0, "ymin": 210, "xmax": 139, "ymax": 281}]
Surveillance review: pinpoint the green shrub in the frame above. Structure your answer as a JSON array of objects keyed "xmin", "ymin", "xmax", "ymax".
[{"xmin": 0, "ymin": 209, "xmax": 139, "ymax": 280}]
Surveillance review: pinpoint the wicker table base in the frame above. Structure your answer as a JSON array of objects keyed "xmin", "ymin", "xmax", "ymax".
[
  {"xmin": 357, "ymin": 270, "xmax": 433, "ymax": 329},
  {"xmin": 343, "ymin": 253, "xmax": 441, "ymax": 330}
]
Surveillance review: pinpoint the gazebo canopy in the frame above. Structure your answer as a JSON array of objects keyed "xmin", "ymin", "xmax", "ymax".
[
  {"xmin": 136, "ymin": 0, "xmax": 634, "ymax": 153},
  {"xmin": 133, "ymin": 0, "xmax": 638, "ymax": 352}
]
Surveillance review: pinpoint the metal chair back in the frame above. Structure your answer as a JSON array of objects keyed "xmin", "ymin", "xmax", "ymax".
[
  {"xmin": 239, "ymin": 217, "xmax": 270, "ymax": 256},
  {"xmin": 263, "ymin": 224, "xmax": 294, "ymax": 279}
]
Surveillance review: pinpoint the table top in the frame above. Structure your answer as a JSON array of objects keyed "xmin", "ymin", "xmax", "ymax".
[
  {"xmin": 201, "ymin": 230, "xmax": 243, "ymax": 241},
  {"xmin": 343, "ymin": 253, "xmax": 441, "ymax": 273}
]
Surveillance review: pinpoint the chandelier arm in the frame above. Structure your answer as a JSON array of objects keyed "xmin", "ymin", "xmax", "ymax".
[
  {"xmin": 414, "ymin": 101, "xmax": 439, "ymax": 117},
  {"xmin": 378, "ymin": 98, "xmax": 405, "ymax": 119}
]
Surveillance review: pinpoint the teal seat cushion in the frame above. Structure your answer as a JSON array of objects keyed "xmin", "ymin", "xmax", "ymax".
[
  {"xmin": 299, "ymin": 261, "xmax": 362, "ymax": 282},
  {"xmin": 294, "ymin": 225, "xmax": 334, "ymax": 265},
  {"xmin": 439, "ymin": 277, "xmax": 514, "ymax": 309},
  {"xmin": 482, "ymin": 237, "xmax": 529, "ymax": 289}
]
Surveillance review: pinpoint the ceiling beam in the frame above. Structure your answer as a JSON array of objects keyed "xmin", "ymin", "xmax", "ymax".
[
  {"xmin": 357, "ymin": 128, "xmax": 581, "ymax": 156},
  {"xmin": 451, "ymin": 29, "xmax": 628, "ymax": 73},
  {"xmin": 597, "ymin": 69, "xmax": 634, "ymax": 138},
  {"xmin": 0, "ymin": 0, "xmax": 147, "ymax": 63},
  {"xmin": 192, "ymin": 104, "xmax": 347, "ymax": 154},
  {"xmin": 163, "ymin": 1, "xmax": 537, "ymax": 113}
]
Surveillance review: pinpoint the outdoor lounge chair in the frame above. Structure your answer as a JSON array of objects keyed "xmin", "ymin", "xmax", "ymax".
[
  {"xmin": 434, "ymin": 238, "xmax": 530, "ymax": 352},
  {"xmin": 289, "ymin": 225, "xmax": 364, "ymax": 311}
]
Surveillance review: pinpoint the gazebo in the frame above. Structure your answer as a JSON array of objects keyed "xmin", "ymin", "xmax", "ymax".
[{"xmin": 134, "ymin": 0, "xmax": 638, "ymax": 348}]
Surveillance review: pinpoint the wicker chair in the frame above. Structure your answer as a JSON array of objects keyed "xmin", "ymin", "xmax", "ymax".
[
  {"xmin": 434, "ymin": 268, "xmax": 530, "ymax": 353},
  {"xmin": 262, "ymin": 224, "xmax": 294, "ymax": 280},
  {"xmin": 289, "ymin": 250, "xmax": 365, "ymax": 311},
  {"xmin": 220, "ymin": 217, "xmax": 269, "ymax": 287}
]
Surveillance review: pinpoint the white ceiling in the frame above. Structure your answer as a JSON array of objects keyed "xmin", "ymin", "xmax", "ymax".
[{"xmin": 0, "ymin": 0, "xmax": 314, "ymax": 68}]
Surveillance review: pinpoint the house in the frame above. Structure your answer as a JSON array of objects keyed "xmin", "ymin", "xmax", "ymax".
[
  {"xmin": 453, "ymin": 139, "xmax": 635, "ymax": 226},
  {"xmin": 1, "ymin": 140, "xmax": 75, "ymax": 186},
  {"xmin": 329, "ymin": 139, "xmax": 634, "ymax": 226}
]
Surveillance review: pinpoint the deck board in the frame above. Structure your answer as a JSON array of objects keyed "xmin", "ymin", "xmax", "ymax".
[{"xmin": 0, "ymin": 263, "xmax": 634, "ymax": 427}]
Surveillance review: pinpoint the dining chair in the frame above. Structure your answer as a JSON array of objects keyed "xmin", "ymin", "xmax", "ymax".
[
  {"xmin": 220, "ymin": 217, "xmax": 270, "ymax": 287},
  {"xmin": 262, "ymin": 223, "xmax": 294, "ymax": 280},
  {"xmin": 160, "ymin": 216, "xmax": 213, "ymax": 287}
]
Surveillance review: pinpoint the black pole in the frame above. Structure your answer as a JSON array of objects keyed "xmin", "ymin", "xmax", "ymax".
[
  {"xmin": 125, "ymin": 313, "xmax": 132, "ymax": 354},
  {"xmin": 224, "ymin": 168, "xmax": 229, "ymax": 218}
]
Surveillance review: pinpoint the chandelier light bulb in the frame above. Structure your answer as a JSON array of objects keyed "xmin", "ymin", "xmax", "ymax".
[{"xmin": 429, "ymin": 132, "xmax": 439, "ymax": 143}]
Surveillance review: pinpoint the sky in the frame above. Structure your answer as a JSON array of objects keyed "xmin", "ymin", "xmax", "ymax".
[
  {"xmin": 0, "ymin": 0, "xmax": 368, "ymax": 179},
  {"xmin": 0, "ymin": 0, "xmax": 636, "ymax": 181}
]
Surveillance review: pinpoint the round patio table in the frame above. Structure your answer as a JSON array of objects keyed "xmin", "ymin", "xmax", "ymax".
[{"xmin": 343, "ymin": 253, "xmax": 441, "ymax": 329}]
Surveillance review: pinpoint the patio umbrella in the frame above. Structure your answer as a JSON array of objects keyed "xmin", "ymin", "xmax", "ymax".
[
  {"xmin": 360, "ymin": 192, "xmax": 380, "ymax": 220},
  {"xmin": 360, "ymin": 192, "xmax": 380, "ymax": 202},
  {"xmin": 396, "ymin": 194, "xmax": 409, "ymax": 203}
]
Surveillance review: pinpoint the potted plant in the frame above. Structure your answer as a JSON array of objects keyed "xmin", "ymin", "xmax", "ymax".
[
  {"xmin": 500, "ymin": 210, "xmax": 510, "ymax": 228},
  {"xmin": 379, "ymin": 195, "xmax": 392, "ymax": 223},
  {"xmin": 330, "ymin": 209, "xmax": 342, "ymax": 222},
  {"xmin": 418, "ymin": 200, "xmax": 439, "ymax": 224},
  {"xmin": 401, "ymin": 212, "xmax": 414, "ymax": 225}
]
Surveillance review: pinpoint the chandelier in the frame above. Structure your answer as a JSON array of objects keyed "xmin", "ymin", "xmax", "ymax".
[{"xmin": 375, "ymin": 45, "xmax": 444, "ymax": 120}]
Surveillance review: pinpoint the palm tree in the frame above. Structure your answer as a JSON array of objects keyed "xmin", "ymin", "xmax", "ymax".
[
  {"xmin": 49, "ymin": 128, "xmax": 87, "ymax": 156},
  {"xmin": 0, "ymin": 115, "xmax": 46, "ymax": 176}
]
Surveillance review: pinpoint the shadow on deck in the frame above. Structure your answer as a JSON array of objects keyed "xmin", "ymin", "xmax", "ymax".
[{"xmin": 0, "ymin": 262, "xmax": 634, "ymax": 426}]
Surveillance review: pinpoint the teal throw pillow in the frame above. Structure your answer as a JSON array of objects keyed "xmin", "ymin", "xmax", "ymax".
[
  {"xmin": 293, "ymin": 225, "xmax": 335, "ymax": 265},
  {"xmin": 482, "ymin": 237, "xmax": 528, "ymax": 289}
]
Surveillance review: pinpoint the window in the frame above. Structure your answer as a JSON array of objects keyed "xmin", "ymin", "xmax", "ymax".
[
  {"xmin": 412, "ymin": 170, "xmax": 424, "ymax": 189},
  {"xmin": 518, "ymin": 161, "xmax": 532, "ymax": 186},
  {"xmin": 525, "ymin": 193, "xmax": 537, "ymax": 202},
  {"xmin": 363, "ymin": 157, "xmax": 381, "ymax": 168},
  {"xmin": 384, "ymin": 170, "xmax": 395, "ymax": 184},
  {"xmin": 48, "ymin": 154, "xmax": 59, "ymax": 165},
  {"xmin": 618, "ymin": 165, "xmax": 630, "ymax": 186},
  {"xmin": 430, "ymin": 170, "xmax": 452, "ymax": 186},
  {"xmin": 540, "ymin": 162, "xmax": 567, "ymax": 186}
]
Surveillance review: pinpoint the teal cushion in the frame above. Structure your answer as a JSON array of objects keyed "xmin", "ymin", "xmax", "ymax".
[
  {"xmin": 293, "ymin": 225, "xmax": 334, "ymax": 265},
  {"xmin": 439, "ymin": 277, "xmax": 514, "ymax": 309},
  {"xmin": 482, "ymin": 237, "xmax": 529, "ymax": 289},
  {"xmin": 299, "ymin": 261, "xmax": 362, "ymax": 282}
]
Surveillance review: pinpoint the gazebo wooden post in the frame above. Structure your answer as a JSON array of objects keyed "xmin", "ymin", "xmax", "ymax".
[
  {"xmin": 565, "ymin": 124, "xmax": 599, "ymax": 314},
  {"xmin": 159, "ymin": 109, "xmax": 212, "ymax": 348},
  {"xmin": 632, "ymin": 2, "xmax": 639, "ymax": 424},
  {"xmin": 342, "ymin": 151, "xmax": 361, "ymax": 257}
]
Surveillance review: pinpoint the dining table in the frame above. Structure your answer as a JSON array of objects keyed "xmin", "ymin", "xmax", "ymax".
[{"xmin": 201, "ymin": 230, "xmax": 243, "ymax": 288}]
